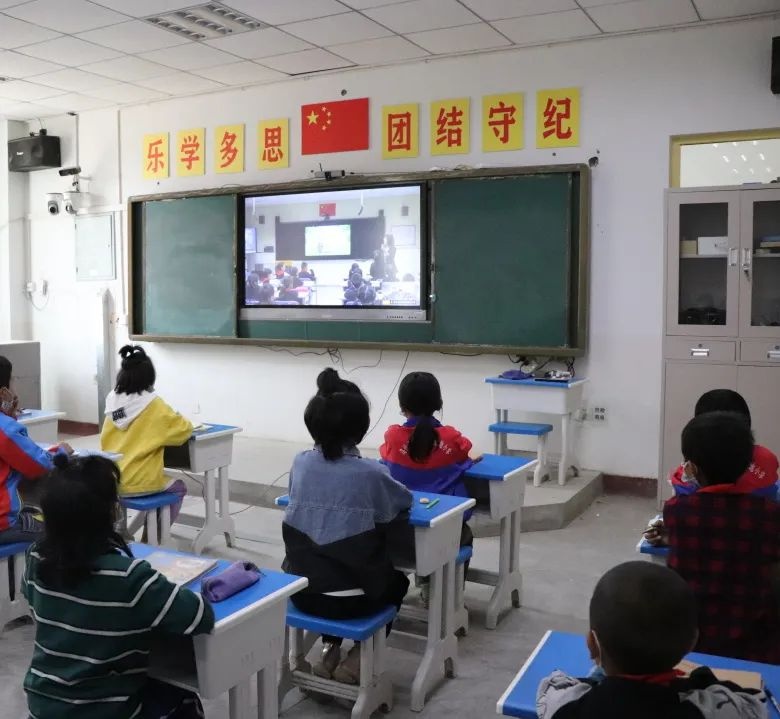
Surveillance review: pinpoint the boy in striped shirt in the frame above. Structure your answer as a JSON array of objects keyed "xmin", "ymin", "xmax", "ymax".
[{"xmin": 23, "ymin": 454, "xmax": 214, "ymax": 719}]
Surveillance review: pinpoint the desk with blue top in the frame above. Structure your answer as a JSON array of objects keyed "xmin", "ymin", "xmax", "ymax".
[
  {"xmin": 486, "ymin": 377, "xmax": 587, "ymax": 486},
  {"xmin": 135, "ymin": 543, "xmax": 308, "ymax": 719},
  {"xmin": 164, "ymin": 423, "xmax": 242, "ymax": 554},
  {"xmin": 635, "ymin": 514, "xmax": 669, "ymax": 564},
  {"xmin": 18, "ymin": 409, "xmax": 65, "ymax": 445},
  {"xmin": 497, "ymin": 630, "xmax": 780, "ymax": 718},
  {"xmin": 464, "ymin": 454, "xmax": 536, "ymax": 629},
  {"xmin": 277, "ymin": 489, "xmax": 475, "ymax": 712}
]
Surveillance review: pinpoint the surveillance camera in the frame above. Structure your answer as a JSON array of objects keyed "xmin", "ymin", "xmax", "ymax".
[
  {"xmin": 64, "ymin": 200, "xmax": 76, "ymax": 215},
  {"xmin": 45, "ymin": 192, "xmax": 63, "ymax": 216},
  {"xmin": 58, "ymin": 166, "xmax": 81, "ymax": 177}
]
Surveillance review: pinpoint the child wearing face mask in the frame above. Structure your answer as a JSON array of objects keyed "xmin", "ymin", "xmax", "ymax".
[{"xmin": 536, "ymin": 561, "xmax": 766, "ymax": 719}]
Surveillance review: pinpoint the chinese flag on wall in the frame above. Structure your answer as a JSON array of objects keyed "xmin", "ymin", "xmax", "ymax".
[{"xmin": 301, "ymin": 97, "xmax": 369, "ymax": 155}]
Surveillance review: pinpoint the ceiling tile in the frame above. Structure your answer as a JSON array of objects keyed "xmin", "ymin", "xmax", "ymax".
[
  {"xmin": 0, "ymin": 50, "xmax": 63, "ymax": 79},
  {"xmin": 364, "ymin": 0, "xmax": 480, "ymax": 34},
  {"xmin": 36, "ymin": 92, "xmax": 114, "ymax": 111},
  {"xmin": 139, "ymin": 43, "xmax": 238, "ymax": 71},
  {"xmin": 259, "ymin": 48, "xmax": 353, "ymax": 74},
  {"xmin": 85, "ymin": 82, "xmax": 169, "ymax": 103},
  {"xmin": 692, "ymin": 0, "xmax": 780, "ymax": 19},
  {"xmin": 192, "ymin": 60, "xmax": 286, "ymax": 85},
  {"xmin": 135, "ymin": 71, "xmax": 227, "ymax": 94},
  {"xmin": 224, "ymin": 0, "xmax": 349, "ymax": 25},
  {"xmin": 205, "ymin": 27, "xmax": 313, "ymax": 58},
  {"xmin": 5, "ymin": 0, "xmax": 129, "ymax": 33},
  {"xmin": 85, "ymin": 0, "xmax": 198, "ymax": 15},
  {"xmin": 577, "ymin": 0, "xmax": 637, "ymax": 5},
  {"xmin": 32, "ymin": 67, "xmax": 119, "ymax": 92},
  {"xmin": 327, "ymin": 35, "xmax": 428, "ymax": 64},
  {"xmin": 588, "ymin": 0, "xmax": 698, "ymax": 32},
  {"xmin": 0, "ymin": 101, "xmax": 62, "ymax": 119},
  {"xmin": 0, "ymin": 14, "xmax": 60, "ymax": 48},
  {"xmin": 76, "ymin": 20, "xmax": 189, "ymax": 53},
  {"xmin": 407, "ymin": 22, "xmax": 511, "ymax": 54},
  {"xmin": 16, "ymin": 35, "xmax": 122, "ymax": 64},
  {"xmin": 341, "ymin": 0, "xmax": 409, "ymax": 7},
  {"xmin": 0, "ymin": 78, "xmax": 65, "ymax": 100},
  {"xmin": 493, "ymin": 9, "xmax": 600, "ymax": 44},
  {"xmin": 459, "ymin": 0, "xmax": 578, "ymax": 20},
  {"xmin": 284, "ymin": 12, "xmax": 392, "ymax": 45},
  {"xmin": 80, "ymin": 55, "xmax": 173, "ymax": 81}
]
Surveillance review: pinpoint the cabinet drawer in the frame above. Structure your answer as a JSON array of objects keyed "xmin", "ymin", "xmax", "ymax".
[
  {"xmin": 665, "ymin": 338, "xmax": 736, "ymax": 362},
  {"xmin": 740, "ymin": 340, "xmax": 780, "ymax": 363}
]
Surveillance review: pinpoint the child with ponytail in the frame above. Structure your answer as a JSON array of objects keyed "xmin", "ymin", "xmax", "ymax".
[
  {"xmin": 380, "ymin": 371, "xmax": 475, "ymax": 603},
  {"xmin": 283, "ymin": 368, "xmax": 411, "ymax": 685},
  {"xmin": 100, "ymin": 346, "xmax": 193, "ymax": 524}
]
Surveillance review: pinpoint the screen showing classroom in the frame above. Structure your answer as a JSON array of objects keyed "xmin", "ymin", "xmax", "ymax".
[
  {"xmin": 242, "ymin": 185, "xmax": 426, "ymax": 321},
  {"xmin": 304, "ymin": 224, "xmax": 351, "ymax": 257}
]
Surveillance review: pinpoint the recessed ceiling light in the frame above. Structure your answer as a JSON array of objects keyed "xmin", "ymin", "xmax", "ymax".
[
  {"xmin": 145, "ymin": 3, "xmax": 267, "ymax": 41},
  {"xmin": 722, "ymin": 155, "xmax": 730, "ymax": 163},
  {"xmin": 740, "ymin": 154, "xmax": 747, "ymax": 162},
  {"xmin": 752, "ymin": 140, "xmax": 758, "ymax": 146},
  {"xmin": 759, "ymin": 153, "xmax": 766, "ymax": 161},
  {"xmin": 712, "ymin": 143, "xmax": 719, "ymax": 148},
  {"xmin": 768, "ymin": 167, "xmax": 773, "ymax": 173},
  {"xmin": 732, "ymin": 142, "xmax": 738, "ymax": 147},
  {"xmin": 749, "ymin": 168, "xmax": 755, "ymax": 174},
  {"xmin": 732, "ymin": 168, "xmax": 739, "ymax": 174}
]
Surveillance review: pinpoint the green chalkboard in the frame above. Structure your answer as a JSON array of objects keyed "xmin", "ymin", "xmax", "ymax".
[
  {"xmin": 140, "ymin": 195, "xmax": 237, "ymax": 337},
  {"xmin": 432, "ymin": 174, "xmax": 572, "ymax": 348},
  {"xmin": 130, "ymin": 166, "xmax": 588, "ymax": 353}
]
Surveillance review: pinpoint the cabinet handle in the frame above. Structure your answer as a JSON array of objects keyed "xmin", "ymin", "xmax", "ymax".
[
  {"xmin": 690, "ymin": 347, "xmax": 710, "ymax": 358},
  {"xmin": 742, "ymin": 248, "xmax": 752, "ymax": 276},
  {"xmin": 728, "ymin": 247, "xmax": 738, "ymax": 267},
  {"xmin": 768, "ymin": 350, "xmax": 780, "ymax": 361}
]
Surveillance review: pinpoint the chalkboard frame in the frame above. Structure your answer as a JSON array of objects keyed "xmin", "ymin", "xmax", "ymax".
[{"xmin": 129, "ymin": 164, "xmax": 589, "ymax": 356}]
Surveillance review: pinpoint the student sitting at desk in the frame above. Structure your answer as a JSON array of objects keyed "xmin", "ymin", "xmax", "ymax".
[
  {"xmin": 537, "ymin": 561, "xmax": 766, "ymax": 719},
  {"xmin": 283, "ymin": 368, "xmax": 411, "ymax": 685},
  {"xmin": 23, "ymin": 453, "xmax": 214, "ymax": 719},
  {"xmin": 299, "ymin": 262, "xmax": 316, "ymax": 280},
  {"xmin": 380, "ymin": 371, "xmax": 474, "ymax": 605},
  {"xmin": 274, "ymin": 262, "xmax": 287, "ymax": 279},
  {"xmin": 277, "ymin": 277, "xmax": 300, "ymax": 303},
  {"xmin": 0, "ymin": 360, "xmax": 72, "ymax": 544},
  {"xmin": 669, "ymin": 389, "xmax": 778, "ymax": 499},
  {"xmin": 101, "ymin": 346, "xmax": 192, "ymax": 525},
  {"xmin": 647, "ymin": 412, "xmax": 780, "ymax": 664}
]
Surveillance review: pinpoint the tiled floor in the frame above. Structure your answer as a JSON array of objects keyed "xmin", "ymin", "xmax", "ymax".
[{"xmin": 0, "ymin": 484, "xmax": 655, "ymax": 719}]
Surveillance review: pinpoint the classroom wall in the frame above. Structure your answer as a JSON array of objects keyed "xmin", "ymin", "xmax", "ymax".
[{"xmin": 12, "ymin": 16, "xmax": 780, "ymax": 477}]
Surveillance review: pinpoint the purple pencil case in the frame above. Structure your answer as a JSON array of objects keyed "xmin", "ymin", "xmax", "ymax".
[{"xmin": 201, "ymin": 561, "xmax": 262, "ymax": 602}]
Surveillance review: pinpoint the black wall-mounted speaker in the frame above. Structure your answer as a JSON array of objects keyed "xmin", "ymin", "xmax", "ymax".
[{"xmin": 8, "ymin": 133, "xmax": 61, "ymax": 172}]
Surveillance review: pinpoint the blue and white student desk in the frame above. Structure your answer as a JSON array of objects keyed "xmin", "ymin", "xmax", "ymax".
[
  {"xmin": 136, "ymin": 543, "xmax": 308, "ymax": 719},
  {"xmin": 485, "ymin": 377, "xmax": 587, "ymax": 486},
  {"xmin": 277, "ymin": 489, "xmax": 475, "ymax": 712},
  {"xmin": 636, "ymin": 515, "xmax": 669, "ymax": 564},
  {"xmin": 496, "ymin": 630, "xmax": 780, "ymax": 718},
  {"xmin": 18, "ymin": 409, "xmax": 66, "ymax": 445},
  {"xmin": 464, "ymin": 454, "xmax": 536, "ymax": 629},
  {"xmin": 164, "ymin": 423, "xmax": 242, "ymax": 554}
]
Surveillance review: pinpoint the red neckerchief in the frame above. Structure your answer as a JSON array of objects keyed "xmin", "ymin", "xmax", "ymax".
[
  {"xmin": 697, "ymin": 483, "xmax": 751, "ymax": 495},
  {"xmin": 612, "ymin": 669, "xmax": 685, "ymax": 685}
]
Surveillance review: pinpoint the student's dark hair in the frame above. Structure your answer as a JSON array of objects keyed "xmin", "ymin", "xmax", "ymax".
[
  {"xmin": 305, "ymin": 369, "xmax": 369, "ymax": 460},
  {"xmin": 37, "ymin": 454, "xmax": 130, "ymax": 588},
  {"xmin": 590, "ymin": 561, "xmax": 697, "ymax": 674},
  {"xmin": 694, "ymin": 389, "xmax": 751, "ymax": 427},
  {"xmin": 275, "ymin": 262, "xmax": 284, "ymax": 271},
  {"xmin": 399, "ymin": 372, "xmax": 443, "ymax": 463},
  {"xmin": 681, "ymin": 411, "xmax": 753, "ymax": 486},
  {"xmin": 315, "ymin": 367, "xmax": 361, "ymax": 396},
  {"xmin": 282, "ymin": 277, "xmax": 292, "ymax": 289},
  {"xmin": 289, "ymin": 266, "xmax": 298, "ymax": 276},
  {"xmin": 350, "ymin": 272, "xmax": 362, "ymax": 289},
  {"xmin": 0, "ymin": 355, "xmax": 11, "ymax": 389},
  {"xmin": 114, "ymin": 345, "xmax": 155, "ymax": 395},
  {"xmin": 301, "ymin": 262, "xmax": 308, "ymax": 268},
  {"xmin": 259, "ymin": 285, "xmax": 275, "ymax": 303}
]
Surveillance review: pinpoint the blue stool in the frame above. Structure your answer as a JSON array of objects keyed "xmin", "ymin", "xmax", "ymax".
[
  {"xmin": 488, "ymin": 421, "xmax": 553, "ymax": 486},
  {"xmin": 454, "ymin": 545, "xmax": 472, "ymax": 637},
  {"xmin": 0, "ymin": 542, "xmax": 32, "ymax": 630},
  {"xmin": 281, "ymin": 602, "xmax": 397, "ymax": 719},
  {"xmin": 120, "ymin": 493, "xmax": 180, "ymax": 546}
]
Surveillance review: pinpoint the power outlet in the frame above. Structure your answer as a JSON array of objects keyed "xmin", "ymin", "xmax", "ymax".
[{"xmin": 591, "ymin": 406, "xmax": 607, "ymax": 422}]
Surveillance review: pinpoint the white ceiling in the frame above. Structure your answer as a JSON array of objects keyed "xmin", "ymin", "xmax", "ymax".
[{"xmin": 0, "ymin": 0, "xmax": 777, "ymax": 120}]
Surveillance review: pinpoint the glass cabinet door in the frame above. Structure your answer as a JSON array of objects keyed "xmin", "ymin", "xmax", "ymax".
[
  {"xmin": 740, "ymin": 189, "xmax": 780, "ymax": 338},
  {"xmin": 667, "ymin": 191, "xmax": 740, "ymax": 336}
]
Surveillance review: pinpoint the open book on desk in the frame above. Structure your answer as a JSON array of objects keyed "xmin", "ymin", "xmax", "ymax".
[{"xmin": 145, "ymin": 552, "xmax": 217, "ymax": 586}]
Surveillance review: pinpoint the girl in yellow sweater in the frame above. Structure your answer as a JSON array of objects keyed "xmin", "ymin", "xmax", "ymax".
[{"xmin": 101, "ymin": 346, "xmax": 192, "ymax": 524}]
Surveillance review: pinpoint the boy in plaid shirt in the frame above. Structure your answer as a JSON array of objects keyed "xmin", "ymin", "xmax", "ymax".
[{"xmin": 662, "ymin": 411, "xmax": 780, "ymax": 663}]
